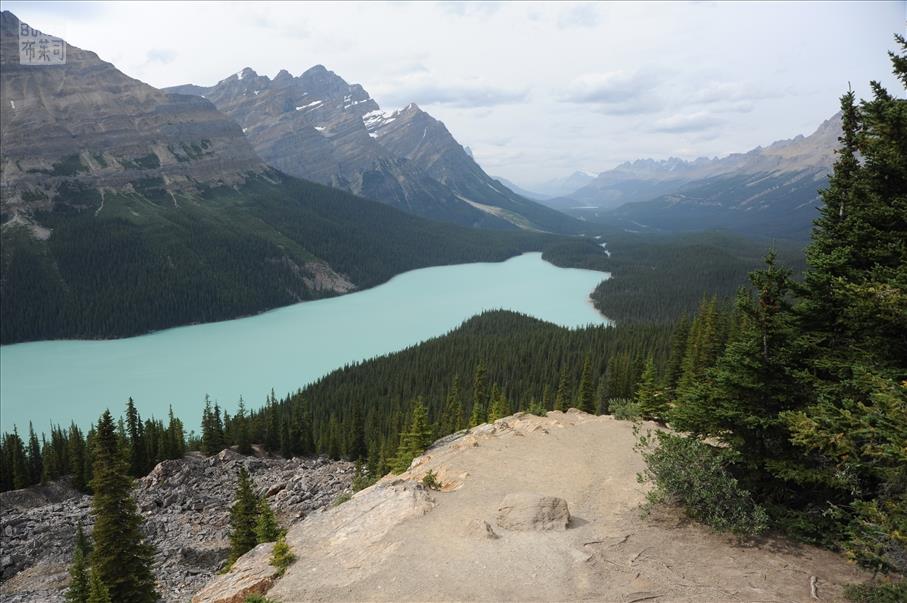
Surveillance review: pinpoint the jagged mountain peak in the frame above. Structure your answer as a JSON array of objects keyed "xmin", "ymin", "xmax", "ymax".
[{"xmin": 165, "ymin": 64, "xmax": 581, "ymax": 233}]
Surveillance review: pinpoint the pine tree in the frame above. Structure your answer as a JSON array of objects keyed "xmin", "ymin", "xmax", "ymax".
[
  {"xmin": 468, "ymin": 395, "xmax": 486, "ymax": 427},
  {"xmin": 125, "ymin": 398, "xmax": 147, "ymax": 478},
  {"xmin": 347, "ymin": 408, "xmax": 367, "ymax": 461},
  {"xmin": 782, "ymin": 39, "xmax": 907, "ymax": 570},
  {"xmin": 26, "ymin": 422, "xmax": 42, "ymax": 485},
  {"xmin": 228, "ymin": 466, "xmax": 259, "ymax": 564},
  {"xmin": 664, "ymin": 314, "xmax": 691, "ymax": 396},
  {"xmin": 471, "ymin": 362, "xmax": 488, "ymax": 424},
  {"xmin": 575, "ymin": 355, "xmax": 595, "ymax": 414},
  {"xmin": 554, "ymin": 366, "xmax": 570, "ymax": 411},
  {"xmin": 595, "ymin": 381, "xmax": 608, "ymax": 415},
  {"xmin": 254, "ymin": 497, "xmax": 281, "ymax": 542},
  {"xmin": 672, "ymin": 254, "xmax": 804, "ymax": 496},
  {"xmin": 65, "ymin": 523, "xmax": 91, "ymax": 603},
  {"xmin": 392, "ymin": 399, "xmax": 433, "ymax": 473},
  {"xmin": 635, "ymin": 356, "xmax": 667, "ymax": 422},
  {"xmin": 86, "ymin": 567, "xmax": 111, "ymax": 603},
  {"xmin": 89, "ymin": 410, "xmax": 157, "ymax": 602},
  {"xmin": 487, "ymin": 384, "xmax": 510, "ymax": 422},
  {"xmin": 68, "ymin": 424, "xmax": 88, "ymax": 491},
  {"xmin": 438, "ymin": 376, "xmax": 464, "ymax": 435},
  {"xmin": 165, "ymin": 406, "xmax": 185, "ymax": 460}
]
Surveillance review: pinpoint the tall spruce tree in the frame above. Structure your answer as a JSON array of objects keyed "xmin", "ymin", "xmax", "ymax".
[
  {"xmin": 672, "ymin": 254, "xmax": 805, "ymax": 498},
  {"xmin": 89, "ymin": 410, "xmax": 157, "ymax": 602},
  {"xmin": 438, "ymin": 376, "xmax": 464, "ymax": 435},
  {"xmin": 782, "ymin": 37, "xmax": 907, "ymax": 572},
  {"xmin": 65, "ymin": 523, "xmax": 91, "ymax": 603},
  {"xmin": 26, "ymin": 422, "xmax": 42, "ymax": 485},
  {"xmin": 487, "ymin": 384, "xmax": 510, "ymax": 423},
  {"xmin": 392, "ymin": 399, "xmax": 433, "ymax": 473},
  {"xmin": 554, "ymin": 366, "xmax": 570, "ymax": 411},
  {"xmin": 471, "ymin": 362, "xmax": 488, "ymax": 424},
  {"xmin": 125, "ymin": 398, "xmax": 147, "ymax": 478},
  {"xmin": 254, "ymin": 497, "xmax": 281, "ymax": 542},
  {"xmin": 228, "ymin": 467, "xmax": 259, "ymax": 564},
  {"xmin": 87, "ymin": 567, "xmax": 111, "ymax": 603},
  {"xmin": 634, "ymin": 356, "xmax": 667, "ymax": 422},
  {"xmin": 575, "ymin": 356, "xmax": 595, "ymax": 414}
]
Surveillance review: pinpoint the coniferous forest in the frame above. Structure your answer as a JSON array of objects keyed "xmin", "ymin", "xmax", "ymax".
[{"xmin": 0, "ymin": 31, "xmax": 904, "ymax": 603}]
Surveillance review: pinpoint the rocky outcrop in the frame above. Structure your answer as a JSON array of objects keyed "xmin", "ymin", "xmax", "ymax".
[
  {"xmin": 495, "ymin": 492, "xmax": 570, "ymax": 531},
  {"xmin": 191, "ymin": 542, "xmax": 277, "ymax": 603},
  {"xmin": 0, "ymin": 11, "xmax": 264, "ymax": 231},
  {"xmin": 0, "ymin": 452, "xmax": 353, "ymax": 602},
  {"xmin": 205, "ymin": 411, "xmax": 870, "ymax": 602}
]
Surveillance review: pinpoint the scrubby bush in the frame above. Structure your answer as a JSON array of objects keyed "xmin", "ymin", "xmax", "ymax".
[
  {"xmin": 636, "ymin": 430, "xmax": 768, "ymax": 537},
  {"xmin": 844, "ymin": 580, "xmax": 907, "ymax": 603},
  {"xmin": 270, "ymin": 534, "xmax": 296, "ymax": 577},
  {"xmin": 330, "ymin": 491, "xmax": 352, "ymax": 507},
  {"xmin": 608, "ymin": 398, "xmax": 639, "ymax": 421},
  {"xmin": 422, "ymin": 469, "xmax": 441, "ymax": 490}
]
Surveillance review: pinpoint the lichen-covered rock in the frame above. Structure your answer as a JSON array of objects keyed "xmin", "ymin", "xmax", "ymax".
[
  {"xmin": 0, "ymin": 452, "xmax": 352, "ymax": 603},
  {"xmin": 495, "ymin": 492, "xmax": 571, "ymax": 531},
  {"xmin": 190, "ymin": 543, "xmax": 277, "ymax": 603}
]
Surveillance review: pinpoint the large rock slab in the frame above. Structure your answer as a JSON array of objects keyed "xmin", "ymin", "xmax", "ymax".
[
  {"xmin": 191, "ymin": 542, "xmax": 276, "ymax": 603},
  {"xmin": 495, "ymin": 492, "xmax": 571, "ymax": 531}
]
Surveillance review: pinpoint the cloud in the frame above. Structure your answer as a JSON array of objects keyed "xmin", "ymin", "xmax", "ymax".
[
  {"xmin": 146, "ymin": 48, "xmax": 176, "ymax": 64},
  {"xmin": 437, "ymin": 1, "xmax": 501, "ymax": 18},
  {"xmin": 649, "ymin": 111, "xmax": 724, "ymax": 133},
  {"xmin": 557, "ymin": 3, "xmax": 600, "ymax": 29},
  {"xmin": 562, "ymin": 69, "xmax": 663, "ymax": 114},
  {"xmin": 685, "ymin": 80, "xmax": 783, "ymax": 113},
  {"xmin": 374, "ymin": 73, "xmax": 528, "ymax": 108}
]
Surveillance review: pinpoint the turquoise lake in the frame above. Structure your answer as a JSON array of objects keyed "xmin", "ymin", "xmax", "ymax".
[{"xmin": 0, "ymin": 253, "xmax": 609, "ymax": 432}]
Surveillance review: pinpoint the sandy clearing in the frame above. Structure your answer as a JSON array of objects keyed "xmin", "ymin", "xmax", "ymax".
[{"xmin": 265, "ymin": 411, "xmax": 868, "ymax": 603}]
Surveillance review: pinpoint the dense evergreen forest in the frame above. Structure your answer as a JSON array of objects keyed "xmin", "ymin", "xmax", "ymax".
[
  {"xmin": 543, "ymin": 231, "xmax": 806, "ymax": 324},
  {"xmin": 0, "ymin": 172, "xmax": 558, "ymax": 344},
  {"xmin": 1, "ymin": 33, "xmax": 904, "ymax": 603}
]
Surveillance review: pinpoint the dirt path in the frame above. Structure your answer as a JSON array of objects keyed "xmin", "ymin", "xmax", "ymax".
[{"xmin": 266, "ymin": 411, "xmax": 868, "ymax": 602}]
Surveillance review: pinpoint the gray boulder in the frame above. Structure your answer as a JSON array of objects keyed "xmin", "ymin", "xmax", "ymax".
[{"xmin": 495, "ymin": 493, "xmax": 570, "ymax": 531}]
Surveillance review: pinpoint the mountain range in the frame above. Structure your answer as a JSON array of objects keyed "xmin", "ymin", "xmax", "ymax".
[
  {"xmin": 166, "ymin": 68, "xmax": 578, "ymax": 232},
  {"xmin": 541, "ymin": 113, "xmax": 840, "ymax": 239},
  {"xmin": 494, "ymin": 171, "xmax": 596, "ymax": 201},
  {"xmin": 0, "ymin": 11, "xmax": 555, "ymax": 344}
]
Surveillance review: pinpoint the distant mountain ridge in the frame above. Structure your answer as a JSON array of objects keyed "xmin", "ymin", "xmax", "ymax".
[
  {"xmin": 544, "ymin": 113, "xmax": 840, "ymax": 239},
  {"xmin": 494, "ymin": 171, "xmax": 596, "ymax": 201},
  {"xmin": 166, "ymin": 67, "xmax": 580, "ymax": 233}
]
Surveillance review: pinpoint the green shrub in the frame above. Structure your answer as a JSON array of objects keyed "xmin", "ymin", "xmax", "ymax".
[
  {"xmin": 636, "ymin": 430, "xmax": 768, "ymax": 537},
  {"xmin": 609, "ymin": 398, "xmax": 640, "ymax": 421},
  {"xmin": 244, "ymin": 595, "xmax": 280, "ymax": 603},
  {"xmin": 330, "ymin": 492, "xmax": 352, "ymax": 507},
  {"xmin": 270, "ymin": 534, "xmax": 296, "ymax": 577},
  {"xmin": 422, "ymin": 470, "xmax": 441, "ymax": 490},
  {"xmin": 351, "ymin": 460, "xmax": 377, "ymax": 492},
  {"xmin": 844, "ymin": 581, "xmax": 907, "ymax": 603}
]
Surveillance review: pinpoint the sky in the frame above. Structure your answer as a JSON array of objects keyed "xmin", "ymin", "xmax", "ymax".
[{"xmin": 5, "ymin": 1, "xmax": 905, "ymax": 187}]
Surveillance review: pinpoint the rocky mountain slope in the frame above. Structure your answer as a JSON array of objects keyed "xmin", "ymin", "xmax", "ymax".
[
  {"xmin": 545, "ymin": 113, "xmax": 840, "ymax": 239},
  {"xmin": 166, "ymin": 67, "xmax": 580, "ymax": 233},
  {"xmin": 197, "ymin": 410, "xmax": 869, "ymax": 603},
  {"xmin": 0, "ymin": 11, "xmax": 554, "ymax": 344},
  {"xmin": 0, "ymin": 450, "xmax": 353, "ymax": 603},
  {"xmin": 0, "ymin": 12, "xmax": 263, "ymax": 237}
]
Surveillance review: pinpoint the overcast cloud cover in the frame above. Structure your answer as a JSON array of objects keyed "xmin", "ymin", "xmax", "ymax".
[{"xmin": 5, "ymin": 1, "xmax": 904, "ymax": 186}]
